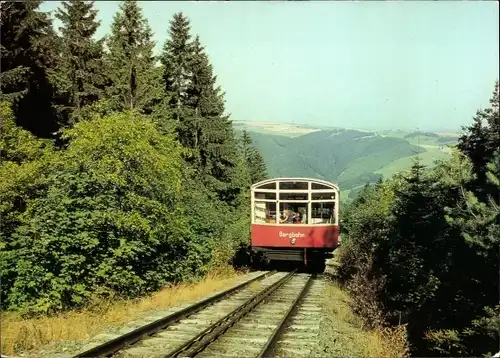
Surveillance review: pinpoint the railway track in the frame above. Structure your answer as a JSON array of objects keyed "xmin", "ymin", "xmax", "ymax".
[{"xmin": 74, "ymin": 270, "xmax": 327, "ymax": 358}]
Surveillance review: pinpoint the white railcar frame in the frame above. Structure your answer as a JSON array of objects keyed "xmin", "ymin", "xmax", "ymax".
[{"xmin": 251, "ymin": 177, "xmax": 340, "ymax": 227}]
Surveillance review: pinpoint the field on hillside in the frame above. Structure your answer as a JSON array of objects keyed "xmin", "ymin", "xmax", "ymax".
[
  {"xmin": 237, "ymin": 121, "xmax": 459, "ymax": 201},
  {"xmin": 233, "ymin": 120, "xmax": 321, "ymax": 137}
]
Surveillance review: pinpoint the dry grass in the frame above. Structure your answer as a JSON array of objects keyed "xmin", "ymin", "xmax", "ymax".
[
  {"xmin": 1, "ymin": 265, "xmax": 244, "ymax": 356},
  {"xmin": 321, "ymin": 282, "xmax": 410, "ymax": 358}
]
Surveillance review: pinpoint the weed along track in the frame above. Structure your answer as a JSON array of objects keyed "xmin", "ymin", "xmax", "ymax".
[
  {"xmin": 259, "ymin": 276, "xmax": 327, "ymax": 358},
  {"xmin": 72, "ymin": 271, "xmax": 327, "ymax": 358}
]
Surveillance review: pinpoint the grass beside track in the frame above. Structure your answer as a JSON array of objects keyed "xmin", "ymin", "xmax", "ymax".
[
  {"xmin": 1, "ymin": 266, "xmax": 245, "ymax": 357},
  {"xmin": 318, "ymin": 281, "xmax": 410, "ymax": 358}
]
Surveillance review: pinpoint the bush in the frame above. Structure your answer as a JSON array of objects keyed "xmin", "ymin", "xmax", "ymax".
[{"xmin": 3, "ymin": 110, "xmax": 202, "ymax": 314}]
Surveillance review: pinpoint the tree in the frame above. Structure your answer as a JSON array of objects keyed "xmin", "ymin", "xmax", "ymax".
[
  {"xmin": 0, "ymin": 0, "xmax": 60, "ymax": 138},
  {"xmin": 161, "ymin": 14, "xmax": 242, "ymax": 205},
  {"xmin": 240, "ymin": 130, "xmax": 267, "ymax": 184},
  {"xmin": 0, "ymin": 101, "xmax": 54, "ymax": 308},
  {"xmin": 51, "ymin": 0, "xmax": 105, "ymax": 123},
  {"xmin": 384, "ymin": 160, "xmax": 457, "ymax": 349},
  {"xmin": 105, "ymin": 0, "xmax": 162, "ymax": 113},
  {"xmin": 336, "ymin": 82, "xmax": 500, "ymax": 357},
  {"xmin": 457, "ymin": 81, "xmax": 500, "ymax": 200},
  {"xmin": 5, "ymin": 110, "xmax": 198, "ymax": 314},
  {"xmin": 160, "ymin": 12, "xmax": 192, "ymax": 122}
]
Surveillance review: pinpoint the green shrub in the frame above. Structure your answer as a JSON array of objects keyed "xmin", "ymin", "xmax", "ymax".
[{"xmin": 3, "ymin": 110, "xmax": 201, "ymax": 314}]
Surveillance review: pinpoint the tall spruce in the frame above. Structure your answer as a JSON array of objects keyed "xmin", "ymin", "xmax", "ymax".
[
  {"xmin": 52, "ymin": 0, "xmax": 105, "ymax": 123},
  {"xmin": 161, "ymin": 14, "xmax": 241, "ymax": 203},
  {"xmin": 187, "ymin": 36, "xmax": 241, "ymax": 201},
  {"xmin": 105, "ymin": 0, "xmax": 161, "ymax": 113},
  {"xmin": 457, "ymin": 81, "xmax": 500, "ymax": 200},
  {"xmin": 240, "ymin": 130, "xmax": 267, "ymax": 183},
  {"xmin": 160, "ymin": 12, "xmax": 192, "ymax": 122},
  {"xmin": 0, "ymin": 0, "xmax": 59, "ymax": 138},
  {"xmin": 387, "ymin": 159, "xmax": 453, "ymax": 350}
]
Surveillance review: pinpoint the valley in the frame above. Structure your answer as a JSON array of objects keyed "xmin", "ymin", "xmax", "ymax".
[{"xmin": 234, "ymin": 121, "xmax": 459, "ymax": 201}]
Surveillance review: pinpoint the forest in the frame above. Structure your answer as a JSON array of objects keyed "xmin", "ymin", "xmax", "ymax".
[
  {"xmin": 336, "ymin": 81, "xmax": 499, "ymax": 356},
  {"xmin": 1, "ymin": 1, "xmax": 499, "ymax": 357},
  {"xmin": 0, "ymin": 0, "xmax": 267, "ymax": 314}
]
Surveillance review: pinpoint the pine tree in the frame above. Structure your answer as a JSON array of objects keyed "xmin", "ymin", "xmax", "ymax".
[
  {"xmin": 458, "ymin": 81, "xmax": 500, "ymax": 200},
  {"xmin": 248, "ymin": 150, "xmax": 267, "ymax": 184},
  {"xmin": 160, "ymin": 12, "xmax": 192, "ymax": 122},
  {"xmin": 0, "ymin": 0, "xmax": 59, "ymax": 138},
  {"xmin": 52, "ymin": 0, "xmax": 105, "ymax": 123},
  {"xmin": 385, "ymin": 159, "xmax": 452, "ymax": 341},
  {"xmin": 104, "ymin": 0, "xmax": 162, "ymax": 113},
  {"xmin": 240, "ymin": 130, "xmax": 267, "ymax": 183},
  {"xmin": 188, "ymin": 36, "xmax": 241, "ymax": 200},
  {"xmin": 161, "ymin": 14, "xmax": 241, "ymax": 203}
]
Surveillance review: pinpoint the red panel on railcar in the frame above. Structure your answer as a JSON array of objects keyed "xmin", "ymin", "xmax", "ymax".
[{"xmin": 251, "ymin": 224, "xmax": 339, "ymax": 249}]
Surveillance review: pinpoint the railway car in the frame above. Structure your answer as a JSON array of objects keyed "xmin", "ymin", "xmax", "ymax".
[{"xmin": 250, "ymin": 177, "xmax": 340, "ymax": 272}]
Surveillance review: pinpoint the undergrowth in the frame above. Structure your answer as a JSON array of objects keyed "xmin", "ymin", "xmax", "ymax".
[
  {"xmin": 321, "ymin": 280, "xmax": 410, "ymax": 358},
  {"xmin": 1, "ymin": 265, "xmax": 243, "ymax": 356}
]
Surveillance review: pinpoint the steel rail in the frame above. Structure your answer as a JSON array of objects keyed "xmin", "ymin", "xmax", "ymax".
[
  {"xmin": 73, "ymin": 270, "xmax": 275, "ymax": 358},
  {"xmin": 164, "ymin": 270, "xmax": 298, "ymax": 358},
  {"xmin": 256, "ymin": 273, "xmax": 315, "ymax": 358}
]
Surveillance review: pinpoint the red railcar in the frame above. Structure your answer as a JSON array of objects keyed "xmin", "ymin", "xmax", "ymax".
[{"xmin": 250, "ymin": 177, "xmax": 340, "ymax": 272}]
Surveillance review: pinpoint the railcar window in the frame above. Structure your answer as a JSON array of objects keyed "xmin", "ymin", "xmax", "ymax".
[
  {"xmin": 254, "ymin": 192, "xmax": 276, "ymax": 200},
  {"xmin": 278, "ymin": 202, "xmax": 308, "ymax": 224},
  {"xmin": 311, "ymin": 202, "xmax": 335, "ymax": 224},
  {"xmin": 311, "ymin": 182, "xmax": 332, "ymax": 190},
  {"xmin": 253, "ymin": 201, "xmax": 277, "ymax": 224},
  {"xmin": 311, "ymin": 192, "xmax": 336, "ymax": 200},
  {"xmin": 279, "ymin": 192, "xmax": 308, "ymax": 201},
  {"xmin": 256, "ymin": 182, "xmax": 276, "ymax": 190},
  {"xmin": 279, "ymin": 181, "xmax": 308, "ymax": 190}
]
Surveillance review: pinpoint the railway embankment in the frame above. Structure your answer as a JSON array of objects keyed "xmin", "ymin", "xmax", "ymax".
[
  {"xmin": 1, "ymin": 268, "xmax": 246, "ymax": 357},
  {"xmin": 2, "ymin": 265, "xmax": 408, "ymax": 358}
]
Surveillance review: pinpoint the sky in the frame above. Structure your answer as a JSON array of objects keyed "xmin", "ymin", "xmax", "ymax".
[{"xmin": 40, "ymin": 1, "xmax": 499, "ymax": 132}]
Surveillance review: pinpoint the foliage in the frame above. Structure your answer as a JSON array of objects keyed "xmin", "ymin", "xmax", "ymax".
[
  {"xmin": 240, "ymin": 130, "xmax": 267, "ymax": 184},
  {"xmin": 104, "ymin": 0, "xmax": 163, "ymax": 113},
  {"xmin": 245, "ymin": 128, "xmax": 431, "ymax": 191},
  {"xmin": 0, "ymin": 102, "xmax": 55, "ymax": 307},
  {"xmin": 1, "ymin": 3, "xmax": 267, "ymax": 318},
  {"xmin": 0, "ymin": 0, "xmax": 60, "ymax": 137},
  {"xmin": 51, "ymin": 0, "xmax": 105, "ymax": 124},
  {"xmin": 4, "ymin": 111, "xmax": 198, "ymax": 314},
  {"xmin": 336, "ymin": 82, "xmax": 500, "ymax": 357}
]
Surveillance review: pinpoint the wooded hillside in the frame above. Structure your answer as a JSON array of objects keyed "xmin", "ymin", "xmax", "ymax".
[
  {"xmin": 336, "ymin": 81, "xmax": 499, "ymax": 357},
  {"xmin": 0, "ymin": 0, "xmax": 267, "ymax": 314}
]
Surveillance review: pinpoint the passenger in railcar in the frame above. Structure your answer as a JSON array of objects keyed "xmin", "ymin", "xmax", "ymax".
[{"xmin": 279, "ymin": 208, "xmax": 290, "ymax": 224}]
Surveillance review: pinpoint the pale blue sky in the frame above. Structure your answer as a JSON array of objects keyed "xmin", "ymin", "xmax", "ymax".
[{"xmin": 40, "ymin": 1, "xmax": 499, "ymax": 131}]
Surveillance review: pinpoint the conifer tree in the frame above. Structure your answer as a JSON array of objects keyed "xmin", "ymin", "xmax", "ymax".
[
  {"xmin": 161, "ymin": 14, "xmax": 241, "ymax": 203},
  {"xmin": 160, "ymin": 12, "xmax": 192, "ymax": 122},
  {"xmin": 105, "ymin": 0, "xmax": 162, "ymax": 113},
  {"xmin": 52, "ymin": 0, "xmax": 105, "ymax": 123},
  {"xmin": 240, "ymin": 130, "xmax": 267, "ymax": 183},
  {"xmin": 458, "ymin": 81, "xmax": 500, "ymax": 199},
  {"xmin": 385, "ymin": 159, "xmax": 452, "ymax": 342},
  {"xmin": 248, "ymin": 150, "xmax": 267, "ymax": 184},
  {"xmin": 0, "ymin": 0, "xmax": 59, "ymax": 137},
  {"xmin": 188, "ymin": 36, "xmax": 241, "ymax": 200}
]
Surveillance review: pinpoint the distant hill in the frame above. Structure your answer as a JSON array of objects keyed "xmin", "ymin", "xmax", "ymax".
[{"xmin": 235, "ymin": 121, "xmax": 459, "ymax": 201}]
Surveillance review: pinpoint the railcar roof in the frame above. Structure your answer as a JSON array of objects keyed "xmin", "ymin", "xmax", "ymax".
[{"xmin": 251, "ymin": 177, "xmax": 339, "ymax": 190}]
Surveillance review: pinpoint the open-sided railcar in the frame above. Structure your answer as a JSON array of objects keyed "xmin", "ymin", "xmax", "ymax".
[{"xmin": 250, "ymin": 177, "xmax": 340, "ymax": 272}]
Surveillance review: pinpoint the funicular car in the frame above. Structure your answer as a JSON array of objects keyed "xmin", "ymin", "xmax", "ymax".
[{"xmin": 250, "ymin": 177, "xmax": 340, "ymax": 272}]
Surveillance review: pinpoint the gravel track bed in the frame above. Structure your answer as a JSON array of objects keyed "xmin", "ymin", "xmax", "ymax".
[
  {"xmin": 196, "ymin": 273, "xmax": 312, "ymax": 358},
  {"xmin": 114, "ymin": 271, "xmax": 288, "ymax": 358},
  {"xmin": 22, "ymin": 271, "xmax": 269, "ymax": 358},
  {"xmin": 276, "ymin": 276, "xmax": 327, "ymax": 358}
]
